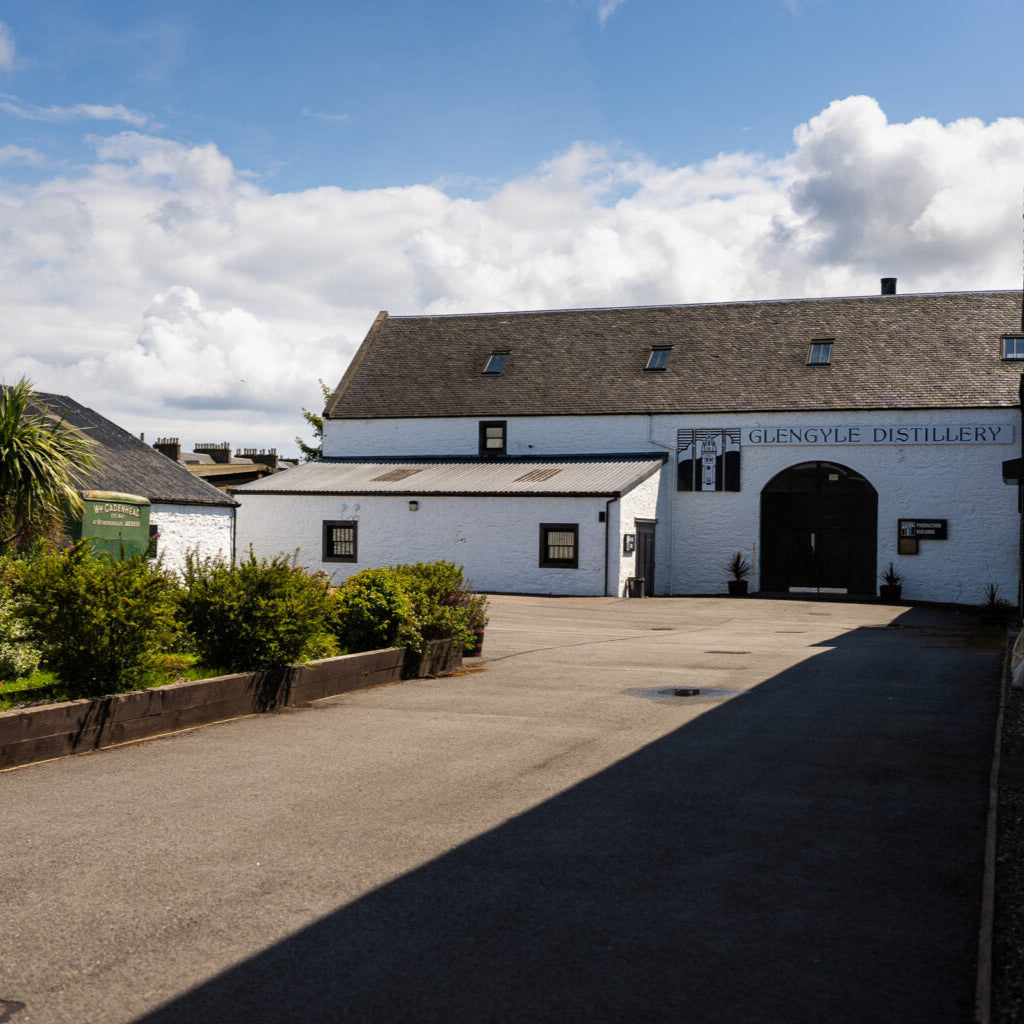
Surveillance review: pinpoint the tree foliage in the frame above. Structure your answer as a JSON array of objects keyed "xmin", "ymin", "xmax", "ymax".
[
  {"xmin": 0, "ymin": 378, "xmax": 96, "ymax": 547},
  {"xmin": 295, "ymin": 379, "xmax": 333, "ymax": 462}
]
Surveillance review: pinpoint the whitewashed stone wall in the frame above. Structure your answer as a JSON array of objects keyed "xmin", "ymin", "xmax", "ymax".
[
  {"xmin": 653, "ymin": 409, "xmax": 1019, "ymax": 603},
  {"xmin": 322, "ymin": 408, "xmax": 1020, "ymax": 603},
  {"xmin": 611, "ymin": 468, "xmax": 662, "ymax": 597},
  {"xmin": 150, "ymin": 504, "xmax": 235, "ymax": 576},
  {"xmin": 236, "ymin": 493, "xmax": 618, "ymax": 595}
]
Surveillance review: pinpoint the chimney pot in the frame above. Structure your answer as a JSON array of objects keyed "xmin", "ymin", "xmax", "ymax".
[
  {"xmin": 153, "ymin": 437, "xmax": 181, "ymax": 462},
  {"xmin": 881, "ymin": 277, "xmax": 897, "ymax": 295}
]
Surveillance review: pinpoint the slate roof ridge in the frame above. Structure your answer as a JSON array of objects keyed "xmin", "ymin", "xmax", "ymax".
[{"xmin": 384, "ymin": 288, "xmax": 1021, "ymax": 321}]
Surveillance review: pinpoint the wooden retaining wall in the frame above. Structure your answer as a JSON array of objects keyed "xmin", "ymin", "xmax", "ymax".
[{"xmin": 0, "ymin": 640, "xmax": 462, "ymax": 771}]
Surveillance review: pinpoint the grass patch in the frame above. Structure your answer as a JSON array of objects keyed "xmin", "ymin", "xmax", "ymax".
[{"xmin": 0, "ymin": 655, "xmax": 237, "ymax": 711}]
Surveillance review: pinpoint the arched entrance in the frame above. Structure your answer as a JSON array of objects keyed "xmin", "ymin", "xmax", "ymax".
[{"xmin": 760, "ymin": 462, "xmax": 877, "ymax": 595}]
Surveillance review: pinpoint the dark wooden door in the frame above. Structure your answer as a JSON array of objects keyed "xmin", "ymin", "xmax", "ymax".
[
  {"xmin": 636, "ymin": 521, "xmax": 656, "ymax": 597},
  {"xmin": 760, "ymin": 463, "xmax": 877, "ymax": 595}
]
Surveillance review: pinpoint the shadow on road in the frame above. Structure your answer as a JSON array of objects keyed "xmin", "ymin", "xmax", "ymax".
[{"xmin": 137, "ymin": 610, "xmax": 999, "ymax": 1024}]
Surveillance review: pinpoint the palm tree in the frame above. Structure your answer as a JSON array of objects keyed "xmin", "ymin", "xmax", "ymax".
[{"xmin": 0, "ymin": 378, "xmax": 97, "ymax": 548}]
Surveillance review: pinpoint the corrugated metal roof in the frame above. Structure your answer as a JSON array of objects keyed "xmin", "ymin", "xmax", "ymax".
[{"xmin": 232, "ymin": 455, "xmax": 666, "ymax": 497}]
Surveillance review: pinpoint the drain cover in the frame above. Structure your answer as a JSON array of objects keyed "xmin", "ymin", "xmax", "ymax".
[{"xmin": 674, "ymin": 687, "xmax": 701, "ymax": 696}]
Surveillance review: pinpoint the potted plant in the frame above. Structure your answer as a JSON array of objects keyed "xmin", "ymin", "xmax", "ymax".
[
  {"xmin": 980, "ymin": 583, "xmax": 1015, "ymax": 626},
  {"xmin": 879, "ymin": 562, "xmax": 903, "ymax": 602},
  {"xmin": 465, "ymin": 592, "xmax": 490, "ymax": 657},
  {"xmin": 726, "ymin": 552, "xmax": 751, "ymax": 596}
]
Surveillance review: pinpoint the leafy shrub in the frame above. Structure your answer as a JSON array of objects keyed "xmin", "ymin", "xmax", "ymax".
[
  {"xmin": 180, "ymin": 550, "xmax": 339, "ymax": 672},
  {"xmin": 392, "ymin": 560, "xmax": 484, "ymax": 652},
  {"xmin": 331, "ymin": 566, "xmax": 419, "ymax": 653},
  {"xmin": 17, "ymin": 543, "xmax": 180, "ymax": 697},
  {"xmin": 0, "ymin": 590, "xmax": 39, "ymax": 680}
]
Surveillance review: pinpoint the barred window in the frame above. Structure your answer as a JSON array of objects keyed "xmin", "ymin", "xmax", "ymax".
[
  {"xmin": 323, "ymin": 520, "xmax": 357, "ymax": 562},
  {"xmin": 539, "ymin": 523, "xmax": 578, "ymax": 569}
]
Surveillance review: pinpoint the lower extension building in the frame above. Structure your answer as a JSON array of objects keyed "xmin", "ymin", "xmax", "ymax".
[{"xmin": 234, "ymin": 282, "xmax": 1024, "ymax": 604}]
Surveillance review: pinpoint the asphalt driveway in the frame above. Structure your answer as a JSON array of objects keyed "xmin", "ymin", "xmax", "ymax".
[{"xmin": 0, "ymin": 596, "xmax": 1002, "ymax": 1023}]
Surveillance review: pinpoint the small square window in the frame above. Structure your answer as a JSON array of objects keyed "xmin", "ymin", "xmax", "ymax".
[
  {"xmin": 323, "ymin": 520, "xmax": 357, "ymax": 562},
  {"xmin": 539, "ymin": 523, "xmax": 578, "ymax": 569},
  {"xmin": 479, "ymin": 420, "xmax": 507, "ymax": 457},
  {"xmin": 646, "ymin": 347, "xmax": 671, "ymax": 371},
  {"xmin": 483, "ymin": 352, "xmax": 508, "ymax": 374},
  {"xmin": 1003, "ymin": 336, "xmax": 1024, "ymax": 360},
  {"xmin": 807, "ymin": 341, "xmax": 832, "ymax": 365}
]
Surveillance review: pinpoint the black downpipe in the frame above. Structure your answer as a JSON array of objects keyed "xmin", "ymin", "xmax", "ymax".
[{"xmin": 604, "ymin": 496, "xmax": 618, "ymax": 597}]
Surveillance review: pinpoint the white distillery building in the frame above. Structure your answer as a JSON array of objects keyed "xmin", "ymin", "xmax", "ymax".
[{"xmin": 234, "ymin": 284, "xmax": 1024, "ymax": 604}]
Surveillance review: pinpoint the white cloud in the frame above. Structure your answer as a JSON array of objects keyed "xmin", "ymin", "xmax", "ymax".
[
  {"xmin": 0, "ymin": 94, "xmax": 147, "ymax": 126},
  {"xmin": 301, "ymin": 107, "xmax": 349, "ymax": 123},
  {"xmin": 0, "ymin": 23, "xmax": 15, "ymax": 72},
  {"xmin": 597, "ymin": 0, "xmax": 628, "ymax": 24},
  {"xmin": 0, "ymin": 95, "xmax": 1020, "ymax": 453},
  {"xmin": 0, "ymin": 144, "xmax": 44, "ymax": 166}
]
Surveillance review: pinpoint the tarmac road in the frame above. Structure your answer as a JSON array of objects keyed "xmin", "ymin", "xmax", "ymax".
[{"xmin": 0, "ymin": 596, "xmax": 1002, "ymax": 1023}]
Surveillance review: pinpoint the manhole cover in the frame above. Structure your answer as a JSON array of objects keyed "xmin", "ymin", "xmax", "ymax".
[{"xmin": 626, "ymin": 686, "xmax": 745, "ymax": 702}]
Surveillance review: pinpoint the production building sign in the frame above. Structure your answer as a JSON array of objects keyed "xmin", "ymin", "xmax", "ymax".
[{"xmin": 73, "ymin": 491, "xmax": 151, "ymax": 559}]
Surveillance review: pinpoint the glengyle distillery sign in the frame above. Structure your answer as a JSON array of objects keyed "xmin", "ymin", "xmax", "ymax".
[{"xmin": 743, "ymin": 425, "xmax": 1014, "ymax": 446}]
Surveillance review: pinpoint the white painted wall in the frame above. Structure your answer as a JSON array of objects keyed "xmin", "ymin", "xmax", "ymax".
[
  {"xmin": 660, "ymin": 408, "xmax": 1019, "ymax": 603},
  {"xmin": 323, "ymin": 408, "xmax": 1020, "ymax": 604},
  {"xmin": 236, "ymin": 492, "xmax": 616, "ymax": 595},
  {"xmin": 611, "ymin": 468, "xmax": 662, "ymax": 597},
  {"xmin": 150, "ymin": 504, "xmax": 235, "ymax": 576}
]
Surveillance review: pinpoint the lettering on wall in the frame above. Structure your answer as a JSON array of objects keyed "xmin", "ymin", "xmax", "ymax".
[
  {"xmin": 742, "ymin": 425, "xmax": 1014, "ymax": 446},
  {"xmin": 677, "ymin": 429, "xmax": 741, "ymax": 492}
]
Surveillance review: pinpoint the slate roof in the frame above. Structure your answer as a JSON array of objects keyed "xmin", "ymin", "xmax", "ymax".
[
  {"xmin": 325, "ymin": 290, "xmax": 1024, "ymax": 420},
  {"xmin": 232, "ymin": 455, "xmax": 666, "ymax": 498},
  {"xmin": 29, "ymin": 393, "xmax": 237, "ymax": 507}
]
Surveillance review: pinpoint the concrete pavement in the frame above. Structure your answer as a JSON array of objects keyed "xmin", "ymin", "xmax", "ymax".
[{"xmin": 0, "ymin": 596, "xmax": 1002, "ymax": 1022}]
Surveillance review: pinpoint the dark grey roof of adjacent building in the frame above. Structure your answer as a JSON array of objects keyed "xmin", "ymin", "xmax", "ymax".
[
  {"xmin": 232, "ymin": 455, "xmax": 665, "ymax": 498},
  {"xmin": 30, "ymin": 393, "xmax": 237, "ymax": 507},
  {"xmin": 325, "ymin": 290, "xmax": 1024, "ymax": 420}
]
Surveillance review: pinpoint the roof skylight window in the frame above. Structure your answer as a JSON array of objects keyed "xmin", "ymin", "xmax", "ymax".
[
  {"xmin": 1003, "ymin": 336, "xmax": 1024, "ymax": 360},
  {"xmin": 645, "ymin": 346, "xmax": 671, "ymax": 371},
  {"xmin": 483, "ymin": 352, "xmax": 509, "ymax": 374},
  {"xmin": 807, "ymin": 341, "xmax": 833, "ymax": 366}
]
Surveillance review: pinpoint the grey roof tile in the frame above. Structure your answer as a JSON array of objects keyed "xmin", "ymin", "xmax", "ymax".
[
  {"xmin": 325, "ymin": 290, "xmax": 1024, "ymax": 419},
  {"xmin": 29, "ymin": 393, "xmax": 237, "ymax": 507}
]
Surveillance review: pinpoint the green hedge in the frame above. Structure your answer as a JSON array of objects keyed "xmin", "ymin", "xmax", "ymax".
[{"xmin": 5, "ymin": 545, "xmax": 487, "ymax": 700}]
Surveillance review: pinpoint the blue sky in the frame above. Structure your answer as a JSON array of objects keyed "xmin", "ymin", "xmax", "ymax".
[
  {"xmin": 0, "ymin": 0, "xmax": 1022, "ymax": 450},
  {"xmin": 5, "ymin": 0, "xmax": 1021, "ymax": 191}
]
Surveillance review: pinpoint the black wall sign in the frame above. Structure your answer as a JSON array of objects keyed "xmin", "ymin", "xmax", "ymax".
[{"xmin": 898, "ymin": 518, "xmax": 948, "ymax": 554}]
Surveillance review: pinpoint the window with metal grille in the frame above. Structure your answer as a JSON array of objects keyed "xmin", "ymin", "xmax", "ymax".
[
  {"xmin": 479, "ymin": 420, "xmax": 507, "ymax": 456},
  {"xmin": 645, "ymin": 346, "xmax": 671, "ymax": 370},
  {"xmin": 807, "ymin": 341, "xmax": 832, "ymax": 365},
  {"xmin": 323, "ymin": 520, "xmax": 357, "ymax": 562},
  {"xmin": 1003, "ymin": 336, "xmax": 1024, "ymax": 360},
  {"xmin": 539, "ymin": 523, "xmax": 578, "ymax": 568}
]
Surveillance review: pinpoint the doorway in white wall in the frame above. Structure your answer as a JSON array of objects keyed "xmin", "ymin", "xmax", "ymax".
[{"xmin": 759, "ymin": 462, "xmax": 878, "ymax": 595}]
